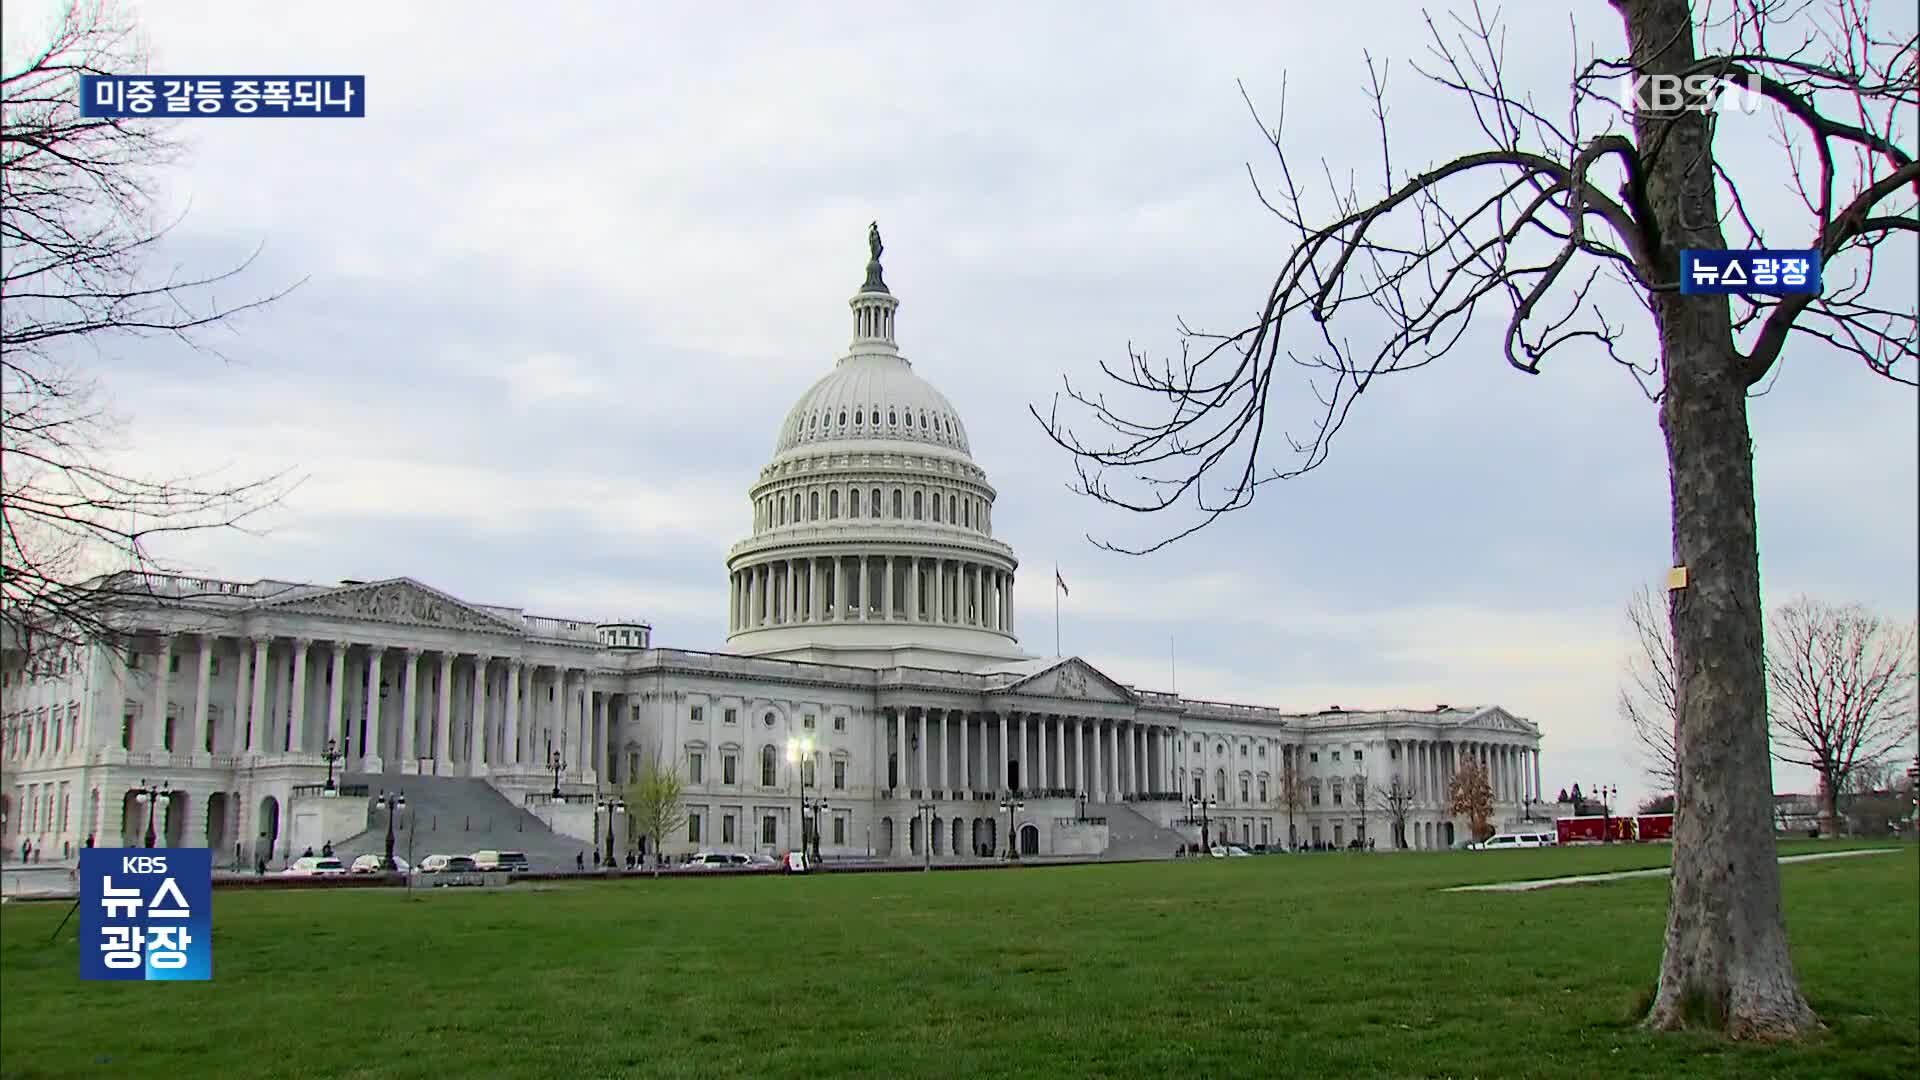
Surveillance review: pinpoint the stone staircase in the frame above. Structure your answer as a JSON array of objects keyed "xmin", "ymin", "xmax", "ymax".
[
  {"xmin": 322, "ymin": 774, "xmax": 590, "ymax": 872},
  {"xmin": 1092, "ymin": 801, "xmax": 1187, "ymax": 860}
]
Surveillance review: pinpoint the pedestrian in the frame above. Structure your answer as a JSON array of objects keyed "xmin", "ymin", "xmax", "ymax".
[
  {"xmin": 321, "ymin": 840, "xmax": 333, "ymax": 857},
  {"xmin": 83, "ymin": 834, "xmax": 94, "ymax": 849},
  {"xmin": 576, "ymin": 851, "xmax": 585, "ymax": 871}
]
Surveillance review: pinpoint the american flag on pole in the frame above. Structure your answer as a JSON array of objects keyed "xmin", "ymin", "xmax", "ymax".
[{"xmin": 1055, "ymin": 567, "xmax": 1068, "ymax": 596}]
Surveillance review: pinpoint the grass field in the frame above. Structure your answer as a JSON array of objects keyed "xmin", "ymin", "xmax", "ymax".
[{"xmin": 2, "ymin": 841, "xmax": 1915, "ymax": 1079}]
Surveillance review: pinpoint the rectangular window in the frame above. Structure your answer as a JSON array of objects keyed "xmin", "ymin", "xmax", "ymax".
[
  {"xmin": 690, "ymin": 705, "xmax": 704, "ymax": 723},
  {"xmin": 832, "ymin": 760, "xmax": 846, "ymax": 790},
  {"xmin": 833, "ymin": 715, "xmax": 846, "ymax": 732},
  {"xmin": 1239, "ymin": 779, "xmax": 1249, "ymax": 802},
  {"xmin": 689, "ymin": 752, "xmax": 704, "ymax": 784},
  {"xmin": 1333, "ymin": 789, "xmax": 1343, "ymax": 806},
  {"xmin": 1311, "ymin": 787, "xmax": 1322, "ymax": 807},
  {"xmin": 723, "ymin": 754, "xmax": 737, "ymax": 785},
  {"xmin": 762, "ymin": 815, "xmax": 776, "ymax": 844},
  {"xmin": 1259, "ymin": 781, "xmax": 1269, "ymax": 803},
  {"xmin": 1309, "ymin": 752, "xmax": 1319, "ymax": 763},
  {"xmin": 688, "ymin": 813, "xmax": 702, "ymax": 843},
  {"xmin": 1354, "ymin": 750, "xmax": 1363, "ymax": 762},
  {"xmin": 803, "ymin": 714, "xmax": 815, "ymax": 730},
  {"xmin": 168, "ymin": 654, "xmax": 180, "ymax": 673},
  {"xmin": 723, "ymin": 814, "xmax": 735, "ymax": 844},
  {"xmin": 724, "ymin": 708, "xmax": 737, "ymax": 725},
  {"xmin": 1331, "ymin": 751, "xmax": 1341, "ymax": 762},
  {"xmin": 833, "ymin": 816, "xmax": 846, "ymax": 845}
]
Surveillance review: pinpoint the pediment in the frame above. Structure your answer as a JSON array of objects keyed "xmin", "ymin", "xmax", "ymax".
[
  {"xmin": 1000, "ymin": 657, "xmax": 1134, "ymax": 705},
  {"xmin": 255, "ymin": 578, "xmax": 522, "ymax": 635},
  {"xmin": 1465, "ymin": 707, "xmax": 1532, "ymax": 735}
]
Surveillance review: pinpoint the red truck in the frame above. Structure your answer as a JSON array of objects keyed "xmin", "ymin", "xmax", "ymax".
[{"xmin": 1555, "ymin": 815, "xmax": 1644, "ymax": 843}]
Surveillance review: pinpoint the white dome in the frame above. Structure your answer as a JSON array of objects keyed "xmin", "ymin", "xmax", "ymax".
[{"xmin": 776, "ymin": 353, "xmax": 972, "ymax": 456}]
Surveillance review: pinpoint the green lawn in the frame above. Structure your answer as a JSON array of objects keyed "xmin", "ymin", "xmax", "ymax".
[{"xmin": 3, "ymin": 842, "xmax": 1914, "ymax": 1079}]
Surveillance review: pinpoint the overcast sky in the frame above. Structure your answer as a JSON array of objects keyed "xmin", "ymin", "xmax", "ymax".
[{"xmin": 8, "ymin": 1, "xmax": 1914, "ymax": 807}]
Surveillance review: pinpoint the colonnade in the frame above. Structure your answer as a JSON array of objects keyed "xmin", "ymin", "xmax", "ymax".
[
  {"xmin": 730, "ymin": 555, "xmax": 1014, "ymax": 635},
  {"xmin": 1398, "ymin": 739, "xmax": 1543, "ymax": 806},
  {"xmin": 880, "ymin": 707, "xmax": 1177, "ymax": 800},
  {"xmin": 118, "ymin": 633, "xmax": 619, "ymax": 778}
]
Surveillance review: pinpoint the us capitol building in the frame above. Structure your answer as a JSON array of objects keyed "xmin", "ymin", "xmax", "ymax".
[{"xmin": 1, "ymin": 231, "xmax": 1545, "ymax": 866}]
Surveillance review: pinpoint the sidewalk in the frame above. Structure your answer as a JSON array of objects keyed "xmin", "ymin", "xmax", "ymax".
[{"xmin": 1444, "ymin": 847, "xmax": 1898, "ymax": 892}]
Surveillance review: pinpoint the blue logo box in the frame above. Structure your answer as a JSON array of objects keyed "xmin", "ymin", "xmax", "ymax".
[
  {"xmin": 79, "ymin": 76, "xmax": 364, "ymax": 118},
  {"xmin": 1679, "ymin": 249, "xmax": 1822, "ymax": 296},
  {"xmin": 79, "ymin": 849, "xmax": 212, "ymax": 981}
]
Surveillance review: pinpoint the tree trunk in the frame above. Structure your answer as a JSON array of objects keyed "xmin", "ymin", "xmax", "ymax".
[
  {"xmin": 1619, "ymin": 0, "xmax": 1819, "ymax": 1040},
  {"xmin": 1819, "ymin": 771, "xmax": 1841, "ymax": 837}
]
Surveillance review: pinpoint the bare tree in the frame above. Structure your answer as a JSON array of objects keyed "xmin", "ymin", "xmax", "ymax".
[
  {"xmin": 622, "ymin": 743, "xmax": 687, "ymax": 873},
  {"xmin": 1276, "ymin": 760, "xmax": 1305, "ymax": 848},
  {"xmin": 1766, "ymin": 597, "xmax": 1917, "ymax": 836},
  {"xmin": 2, "ymin": 2, "xmax": 301, "ymax": 661},
  {"xmin": 1384, "ymin": 773, "xmax": 1417, "ymax": 849},
  {"xmin": 1449, "ymin": 755, "xmax": 1496, "ymax": 844},
  {"xmin": 1620, "ymin": 585, "xmax": 1680, "ymax": 793},
  {"xmin": 1034, "ymin": 0, "xmax": 1913, "ymax": 1037}
]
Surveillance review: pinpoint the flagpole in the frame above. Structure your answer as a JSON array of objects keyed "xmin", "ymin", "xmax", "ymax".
[{"xmin": 1054, "ymin": 564, "xmax": 1061, "ymax": 658}]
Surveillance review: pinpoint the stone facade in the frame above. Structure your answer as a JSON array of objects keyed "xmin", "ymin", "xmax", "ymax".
[{"xmin": 0, "ymin": 236, "xmax": 1545, "ymax": 864}]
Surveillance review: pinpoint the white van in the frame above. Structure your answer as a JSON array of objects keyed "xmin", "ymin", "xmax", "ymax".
[{"xmin": 1472, "ymin": 832, "xmax": 1556, "ymax": 850}]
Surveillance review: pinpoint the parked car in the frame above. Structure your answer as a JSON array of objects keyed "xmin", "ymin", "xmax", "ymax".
[
  {"xmin": 688, "ymin": 851, "xmax": 750, "ymax": 869},
  {"xmin": 494, "ymin": 851, "xmax": 530, "ymax": 873},
  {"xmin": 284, "ymin": 856, "xmax": 348, "ymax": 877},
  {"xmin": 443, "ymin": 855, "xmax": 478, "ymax": 873},
  {"xmin": 1225, "ymin": 846, "xmax": 1253, "ymax": 858},
  {"xmin": 781, "ymin": 851, "xmax": 811, "ymax": 873},
  {"xmin": 350, "ymin": 854, "xmax": 410, "ymax": 874}
]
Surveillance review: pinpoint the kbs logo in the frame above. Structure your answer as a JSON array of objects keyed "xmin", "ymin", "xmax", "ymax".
[
  {"xmin": 1618, "ymin": 72, "xmax": 1764, "ymax": 116},
  {"xmin": 79, "ymin": 848, "xmax": 212, "ymax": 981}
]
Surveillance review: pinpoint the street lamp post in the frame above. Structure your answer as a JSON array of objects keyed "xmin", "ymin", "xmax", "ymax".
[
  {"xmin": 916, "ymin": 801, "xmax": 936, "ymax": 870},
  {"xmin": 549, "ymin": 750, "xmax": 566, "ymax": 799},
  {"xmin": 1076, "ymin": 791, "xmax": 1088, "ymax": 822},
  {"xmin": 133, "ymin": 779, "xmax": 170, "ymax": 848},
  {"xmin": 322, "ymin": 739, "xmax": 342, "ymax": 792},
  {"xmin": 805, "ymin": 798, "xmax": 831, "ymax": 863},
  {"xmin": 999, "ymin": 796, "xmax": 1024, "ymax": 860},
  {"xmin": 1189, "ymin": 795, "xmax": 1217, "ymax": 852},
  {"xmin": 787, "ymin": 736, "xmax": 815, "ymax": 858},
  {"xmin": 374, "ymin": 790, "xmax": 406, "ymax": 871},
  {"xmin": 1590, "ymin": 782, "xmax": 1618, "ymax": 840},
  {"xmin": 596, "ymin": 791, "xmax": 624, "ymax": 868}
]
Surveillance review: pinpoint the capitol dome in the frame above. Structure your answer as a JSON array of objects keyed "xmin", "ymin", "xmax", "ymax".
[{"xmin": 723, "ymin": 226, "xmax": 1026, "ymax": 670}]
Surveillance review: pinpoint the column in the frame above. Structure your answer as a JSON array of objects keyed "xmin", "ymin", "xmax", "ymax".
[
  {"xmin": 959, "ymin": 712, "xmax": 971, "ymax": 793},
  {"xmin": 938, "ymin": 709, "xmax": 951, "ymax": 792},
  {"xmin": 469, "ymin": 656, "xmax": 488, "ymax": 774},
  {"xmin": 144, "ymin": 633, "xmax": 173, "ymax": 752},
  {"xmin": 1014, "ymin": 712, "xmax": 1027, "ymax": 792},
  {"xmin": 435, "ymin": 652, "xmax": 454, "ymax": 775},
  {"xmin": 1073, "ymin": 719, "xmax": 1085, "ymax": 794},
  {"xmin": 884, "ymin": 557, "xmax": 895, "ymax": 621},
  {"xmin": 502, "ymin": 661, "xmax": 519, "ymax": 769},
  {"xmin": 234, "ymin": 640, "xmax": 252, "ymax": 753},
  {"xmin": 1108, "ymin": 722, "xmax": 1120, "ymax": 801},
  {"xmin": 191, "ymin": 635, "xmax": 213, "ymax": 757},
  {"xmin": 974, "ymin": 565, "xmax": 985, "ymax": 626},
  {"xmin": 363, "ymin": 647, "xmax": 385, "ymax": 773},
  {"xmin": 1049, "ymin": 716, "xmax": 1063, "ymax": 792},
  {"xmin": 933, "ymin": 559, "xmax": 945, "ymax": 625},
  {"xmin": 728, "ymin": 573, "xmax": 738, "ymax": 633},
  {"xmin": 1533, "ymin": 749, "xmax": 1542, "ymax": 805},
  {"xmin": 399, "ymin": 649, "xmax": 420, "ymax": 768},
  {"xmin": 287, "ymin": 639, "xmax": 309, "ymax": 755},
  {"xmin": 320, "ymin": 641, "xmax": 344, "ymax": 760},
  {"xmin": 243, "ymin": 637, "xmax": 270, "ymax": 756},
  {"xmin": 998, "ymin": 713, "xmax": 1010, "ymax": 792},
  {"xmin": 1006, "ymin": 572, "xmax": 1016, "ymax": 637},
  {"xmin": 904, "ymin": 559, "xmax": 918, "ymax": 623},
  {"xmin": 890, "ymin": 707, "xmax": 904, "ymax": 790},
  {"xmin": 1034, "ymin": 713, "xmax": 1048, "ymax": 789},
  {"xmin": 916, "ymin": 708, "xmax": 929, "ymax": 793}
]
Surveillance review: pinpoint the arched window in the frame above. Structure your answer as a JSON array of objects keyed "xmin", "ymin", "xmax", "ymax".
[
  {"xmin": 912, "ymin": 491, "xmax": 923, "ymax": 519},
  {"xmin": 963, "ymin": 501, "xmax": 971, "ymax": 528},
  {"xmin": 839, "ymin": 410, "xmax": 848, "ymax": 427},
  {"xmin": 761, "ymin": 745, "xmax": 776, "ymax": 787},
  {"xmin": 810, "ymin": 491, "xmax": 820, "ymax": 520},
  {"xmin": 850, "ymin": 489, "xmax": 861, "ymax": 518},
  {"xmin": 1215, "ymin": 769, "xmax": 1227, "ymax": 802},
  {"xmin": 777, "ymin": 499, "xmax": 786, "ymax": 525},
  {"xmin": 829, "ymin": 490, "xmax": 840, "ymax": 518},
  {"xmin": 855, "ymin": 409, "xmax": 863, "ymax": 426},
  {"xmin": 893, "ymin": 490, "xmax": 903, "ymax": 518},
  {"xmin": 889, "ymin": 409, "xmax": 898, "ymax": 426},
  {"xmin": 948, "ymin": 494, "xmax": 957, "ymax": 521},
  {"xmin": 932, "ymin": 495, "xmax": 942, "ymax": 522},
  {"xmin": 871, "ymin": 488, "xmax": 881, "ymax": 517}
]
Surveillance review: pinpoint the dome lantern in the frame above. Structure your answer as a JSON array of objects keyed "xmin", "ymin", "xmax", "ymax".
[{"xmin": 851, "ymin": 222, "xmax": 900, "ymax": 351}]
